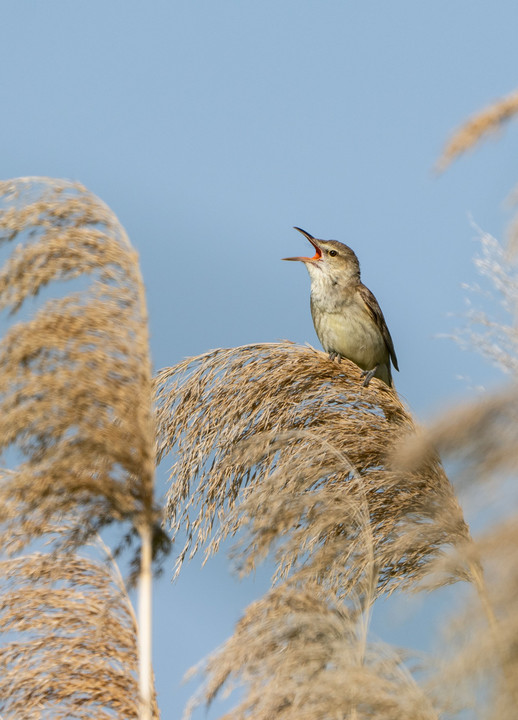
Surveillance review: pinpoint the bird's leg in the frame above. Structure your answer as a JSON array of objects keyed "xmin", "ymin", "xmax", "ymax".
[
  {"xmin": 328, "ymin": 351, "xmax": 341, "ymax": 363},
  {"xmin": 361, "ymin": 366, "xmax": 378, "ymax": 387}
]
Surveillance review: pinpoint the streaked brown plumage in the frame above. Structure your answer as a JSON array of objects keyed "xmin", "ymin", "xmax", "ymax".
[{"xmin": 283, "ymin": 227, "xmax": 398, "ymax": 387}]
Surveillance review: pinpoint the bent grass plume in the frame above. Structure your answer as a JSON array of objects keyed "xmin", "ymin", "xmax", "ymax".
[
  {"xmin": 183, "ymin": 582, "xmax": 442, "ymax": 720},
  {"xmin": 436, "ymin": 86, "xmax": 518, "ymax": 256},
  {"xmin": 0, "ymin": 178, "xmax": 162, "ymax": 719},
  {"xmin": 0, "ymin": 177, "xmax": 156, "ymax": 548},
  {"xmin": 437, "ymin": 88, "xmax": 518, "ymax": 172},
  {"xmin": 0, "ymin": 533, "xmax": 159, "ymax": 719},
  {"xmin": 398, "ymin": 385, "xmax": 518, "ymax": 717},
  {"xmin": 156, "ymin": 343, "xmax": 488, "ymax": 716},
  {"xmin": 396, "ymin": 214, "xmax": 518, "ymax": 714},
  {"xmin": 157, "ymin": 342, "xmax": 470, "ymax": 598}
]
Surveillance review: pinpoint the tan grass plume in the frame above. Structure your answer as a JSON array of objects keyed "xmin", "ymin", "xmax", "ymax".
[
  {"xmin": 0, "ymin": 532, "xmax": 159, "ymax": 719},
  {"xmin": 183, "ymin": 582, "xmax": 442, "ymax": 720},
  {"xmin": 0, "ymin": 177, "xmax": 164, "ymax": 720},
  {"xmin": 396, "ymin": 211, "xmax": 518, "ymax": 716},
  {"xmin": 156, "ymin": 342, "xmax": 470, "ymax": 598},
  {"xmin": 0, "ymin": 177, "xmax": 160, "ymax": 561},
  {"xmin": 437, "ymin": 88, "xmax": 518, "ymax": 172}
]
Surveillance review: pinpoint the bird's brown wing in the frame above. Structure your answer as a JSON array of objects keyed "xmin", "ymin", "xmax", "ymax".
[{"xmin": 358, "ymin": 283, "xmax": 399, "ymax": 371}]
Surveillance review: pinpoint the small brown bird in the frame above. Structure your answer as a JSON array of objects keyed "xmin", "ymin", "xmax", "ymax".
[{"xmin": 283, "ymin": 227, "xmax": 398, "ymax": 387}]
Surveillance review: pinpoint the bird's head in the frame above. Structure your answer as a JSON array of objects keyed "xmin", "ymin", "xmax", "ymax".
[{"xmin": 283, "ymin": 227, "xmax": 360, "ymax": 287}]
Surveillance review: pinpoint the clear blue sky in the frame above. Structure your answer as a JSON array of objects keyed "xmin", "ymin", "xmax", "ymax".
[{"xmin": 2, "ymin": 2, "xmax": 517, "ymax": 717}]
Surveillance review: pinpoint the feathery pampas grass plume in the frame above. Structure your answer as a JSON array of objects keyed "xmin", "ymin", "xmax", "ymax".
[
  {"xmin": 398, "ymin": 388, "xmax": 518, "ymax": 718},
  {"xmin": 0, "ymin": 177, "xmax": 162, "ymax": 563},
  {"xmin": 0, "ymin": 177, "xmax": 165, "ymax": 720},
  {"xmin": 183, "ymin": 582, "xmax": 442, "ymax": 720},
  {"xmin": 448, "ymin": 230, "xmax": 518, "ymax": 374},
  {"xmin": 0, "ymin": 533, "xmax": 159, "ymax": 719},
  {"xmin": 429, "ymin": 522, "xmax": 518, "ymax": 720},
  {"xmin": 156, "ymin": 342, "xmax": 470, "ymax": 599},
  {"xmin": 397, "ymin": 231, "xmax": 518, "ymax": 491},
  {"xmin": 397, "ymin": 229, "xmax": 518, "ymax": 717},
  {"xmin": 436, "ymin": 86, "xmax": 518, "ymax": 257},
  {"xmin": 436, "ymin": 88, "xmax": 518, "ymax": 172}
]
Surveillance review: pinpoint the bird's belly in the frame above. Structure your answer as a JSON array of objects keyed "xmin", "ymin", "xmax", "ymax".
[{"xmin": 312, "ymin": 307, "xmax": 387, "ymax": 371}]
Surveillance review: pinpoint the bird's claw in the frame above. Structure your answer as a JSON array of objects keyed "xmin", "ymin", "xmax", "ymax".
[
  {"xmin": 328, "ymin": 354, "xmax": 379, "ymax": 387},
  {"xmin": 361, "ymin": 366, "xmax": 378, "ymax": 387}
]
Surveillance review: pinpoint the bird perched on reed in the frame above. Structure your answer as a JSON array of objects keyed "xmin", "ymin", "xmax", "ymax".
[{"xmin": 283, "ymin": 227, "xmax": 398, "ymax": 387}]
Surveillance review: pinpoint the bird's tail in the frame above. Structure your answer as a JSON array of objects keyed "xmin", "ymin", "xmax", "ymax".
[{"xmin": 375, "ymin": 363, "xmax": 393, "ymax": 388}]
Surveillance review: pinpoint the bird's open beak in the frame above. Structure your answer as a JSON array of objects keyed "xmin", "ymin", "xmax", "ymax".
[{"xmin": 282, "ymin": 227, "xmax": 322, "ymax": 262}]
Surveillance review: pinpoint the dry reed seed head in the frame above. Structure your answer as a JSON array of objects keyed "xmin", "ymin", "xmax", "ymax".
[
  {"xmin": 390, "ymin": 243, "xmax": 518, "ymax": 715},
  {"xmin": 0, "ymin": 535, "xmax": 159, "ymax": 719},
  {"xmin": 394, "ymin": 230, "xmax": 518, "ymax": 480},
  {"xmin": 391, "ymin": 316, "xmax": 518, "ymax": 710},
  {"xmin": 0, "ymin": 177, "xmax": 158, "ymax": 560},
  {"xmin": 157, "ymin": 342, "xmax": 469, "ymax": 595},
  {"xmin": 428, "ymin": 521, "xmax": 518, "ymax": 720},
  {"xmin": 0, "ymin": 178, "xmax": 141, "ymax": 312},
  {"xmin": 456, "ymin": 231, "xmax": 518, "ymax": 374},
  {"xmin": 396, "ymin": 387, "xmax": 518, "ymax": 484},
  {"xmin": 437, "ymin": 89, "xmax": 518, "ymax": 172},
  {"xmin": 220, "ymin": 430, "xmax": 385, "ymax": 599},
  {"xmin": 184, "ymin": 582, "xmax": 441, "ymax": 720}
]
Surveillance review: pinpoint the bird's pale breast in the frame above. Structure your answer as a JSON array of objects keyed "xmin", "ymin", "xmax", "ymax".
[{"xmin": 311, "ymin": 299, "xmax": 388, "ymax": 371}]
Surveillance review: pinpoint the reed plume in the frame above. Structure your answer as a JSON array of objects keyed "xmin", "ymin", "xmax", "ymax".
[
  {"xmin": 0, "ymin": 533, "xmax": 159, "ymax": 719},
  {"xmin": 0, "ymin": 177, "xmax": 163, "ymax": 719},
  {"xmin": 400, "ymin": 382, "xmax": 518, "ymax": 718},
  {"xmin": 157, "ymin": 343, "xmax": 470, "ymax": 599},
  {"xmin": 183, "ymin": 582, "xmax": 442, "ymax": 720},
  {"xmin": 436, "ymin": 86, "xmax": 518, "ymax": 256},
  {"xmin": 398, "ymin": 227, "xmax": 518, "ymax": 715},
  {"xmin": 0, "ymin": 177, "xmax": 158, "ymax": 552},
  {"xmin": 437, "ymin": 88, "xmax": 518, "ymax": 172}
]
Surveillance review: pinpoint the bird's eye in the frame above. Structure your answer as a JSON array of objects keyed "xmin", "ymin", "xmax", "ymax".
[{"xmin": 328, "ymin": 250, "xmax": 338, "ymax": 257}]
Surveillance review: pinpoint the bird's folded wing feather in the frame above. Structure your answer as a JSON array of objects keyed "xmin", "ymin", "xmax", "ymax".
[{"xmin": 358, "ymin": 283, "xmax": 399, "ymax": 371}]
